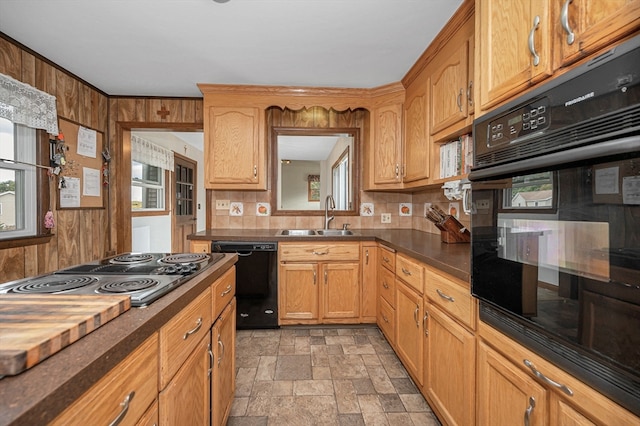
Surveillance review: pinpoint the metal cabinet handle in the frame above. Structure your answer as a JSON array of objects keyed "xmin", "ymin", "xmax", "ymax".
[
  {"xmin": 561, "ymin": 0, "xmax": 575, "ymax": 45},
  {"xmin": 401, "ymin": 267, "xmax": 412, "ymax": 276},
  {"xmin": 436, "ymin": 289, "xmax": 455, "ymax": 302},
  {"xmin": 383, "ymin": 256, "xmax": 391, "ymax": 264},
  {"xmin": 208, "ymin": 343, "xmax": 214, "ymax": 378},
  {"xmin": 413, "ymin": 304, "xmax": 420, "ymax": 327},
  {"xmin": 253, "ymin": 165, "xmax": 257, "ymax": 178},
  {"xmin": 467, "ymin": 80, "xmax": 473, "ymax": 107},
  {"xmin": 324, "ymin": 269, "xmax": 328, "ymax": 285},
  {"xmin": 382, "ymin": 281, "xmax": 390, "ymax": 289},
  {"xmin": 382, "ymin": 314, "xmax": 390, "ymax": 323},
  {"xmin": 524, "ymin": 396, "xmax": 535, "ymax": 426},
  {"xmin": 365, "ymin": 249, "xmax": 369, "ymax": 265},
  {"xmin": 524, "ymin": 359, "xmax": 573, "ymax": 396},
  {"xmin": 457, "ymin": 88, "xmax": 463, "ymax": 112},
  {"xmin": 395, "ymin": 164, "xmax": 400, "ymax": 179},
  {"xmin": 220, "ymin": 284, "xmax": 232, "ymax": 297},
  {"xmin": 183, "ymin": 317, "xmax": 203, "ymax": 340},
  {"xmin": 313, "ymin": 270, "xmax": 317, "ymax": 285},
  {"xmin": 423, "ymin": 311, "xmax": 429, "ymax": 336},
  {"xmin": 108, "ymin": 391, "xmax": 135, "ymax": 426},
  {"xmin": 528, "ymin": 15, "xmax": 541, "ymax": 66},
  {"xmin": 218, "ymin": 335, "xmax": 224, "ymax": 365},
  {"xmin": 312, "ymin": 251, "xmax": 328, "ymax": 256}
]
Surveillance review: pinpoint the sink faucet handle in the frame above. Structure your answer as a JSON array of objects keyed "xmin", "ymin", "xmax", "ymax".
[{"xmin": 342, "ymin": 223, "xmax": 350, "ymax": 230}]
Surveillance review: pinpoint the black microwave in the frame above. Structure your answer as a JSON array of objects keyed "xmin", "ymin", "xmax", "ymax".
[{"xmin": 469, "ymin": 34, "xmax": 640, "ymax": 416}]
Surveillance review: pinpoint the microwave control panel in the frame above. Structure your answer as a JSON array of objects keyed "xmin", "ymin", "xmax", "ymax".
[{"xmin": 487, "ymin": 97, "xmax": 550, "ymax": 147}]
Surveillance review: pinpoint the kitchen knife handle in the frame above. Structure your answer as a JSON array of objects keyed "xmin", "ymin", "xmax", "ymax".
[
  {"xmin": 183, "ymin": 317, "xmax": 203, "ymax": 340},
  {"xmin": 108, "ymin": 391, "xmax": 135, "ymax": 426}
]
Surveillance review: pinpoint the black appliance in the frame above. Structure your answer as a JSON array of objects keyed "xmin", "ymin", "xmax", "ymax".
[
  {"xmin": 212, "ymin": 241, "xmax": 278, "ymax": 329},
  {"xmin": 0, "ymin": 252, "xmax": 224, "ymax": 307},
  {"xmin": 469, "ymin": 34, "xmax": 640, "ymax": 416}
]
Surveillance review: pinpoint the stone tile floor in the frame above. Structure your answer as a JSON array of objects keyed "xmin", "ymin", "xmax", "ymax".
[{"xmin": 227, "ymin": 326, "xmax": 441, "ymax": 426}]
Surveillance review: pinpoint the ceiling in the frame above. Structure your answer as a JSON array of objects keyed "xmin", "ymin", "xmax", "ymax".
[{"xmin": 0, "ymin": 0, "xmax": 463, "ymax": 98}]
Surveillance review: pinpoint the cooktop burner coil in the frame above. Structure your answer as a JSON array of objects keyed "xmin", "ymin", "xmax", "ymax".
[
  {"xmin": 110, "ymin": 253, "xmax": 155, "ymax": 265},
  {"xmin": 9, "ymin": 276, "xmax": 98, "ymax": 294},
  {"xmin": 98, "ymin": 278, "xmax": 160, "ymax": 293},
  {"xmin": 160, "ymin": 253, "xmax": 210, "ymax": 264}
]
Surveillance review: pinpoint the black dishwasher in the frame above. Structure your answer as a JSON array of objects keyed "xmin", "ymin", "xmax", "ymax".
[{"xmin": 212, "ymin": 241, "xmax": 278, "ymax": 329}]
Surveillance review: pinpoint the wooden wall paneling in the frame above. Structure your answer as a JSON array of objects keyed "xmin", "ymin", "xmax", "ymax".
[
  {"xmin": 95, "ymin": 90, "xmax": 109, "ymax": 133},
  {"xmin": 23, "ymin": 245, "xmax": 38, "ymax": 278},
  {"xmin": 55, "ymin": 69, "xmax": 80, "ymax": 122},
  {"xmin": 116, "ymin": 98, "xmax": 147, "ymax": 122},
  {"xmin": 56, "ymin": 210, "xmax": 80, "ymax": 269},
  {"xmin": 312, "ymin": 106, "xmax": 330, "ymax": 127},
  {"xmin": 0, "ymin": 247, "xmax": 26, "ymax": 282},
  {"xmin": 181, "ymin": 99, "xmax": 204, "ymax": 123},
  {"xmin": 35, "ymin": 58, "xmax": 56, "ymax": 98},
  {"xmin": 108, "ymin": 98, "xmax": 120, "ymax": 254},
  {"xmin": 20, "ymin": 51, "xmax": 36, "ymax": 86},
  {"xmin": 0, "ymin": 37, "xmax": 21, "ymax": 78},
  {"xmin": 78, "ymin": 84, "xmax": 92, "ymax": 128},
  {"xmin": 147, "ymin": 99, "xmax": 183, "ymax": 123}
]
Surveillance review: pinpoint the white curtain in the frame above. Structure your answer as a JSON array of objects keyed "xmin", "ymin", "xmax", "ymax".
[
  {"xmin": 131, "ymin": 134, "xmax": 174, "ymax": 170},
  {"xmin": 0, "ymin": 72, "xmax": 59, "ymax": 134}
]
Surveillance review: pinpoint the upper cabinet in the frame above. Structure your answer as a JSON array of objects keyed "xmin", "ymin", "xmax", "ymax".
[
  {"xmin": 372, "ymin": 102, "xmax": 404, "ymax": 186},
  {"xmin": 477, "ymin": 0, "xmax": 553, "ymax": 112},
  {"xmin": 403, "ymin": 76, "xmax": 430, "ymax": 186},
  {"xmin": 554, "ymin": 0, "xmax": 640, "ymax": 67},
  {"xmin": 204, "ymin": 106, "xmax": 266, "ymax": 190}
]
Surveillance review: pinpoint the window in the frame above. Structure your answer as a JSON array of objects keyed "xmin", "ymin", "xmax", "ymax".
[
  {"xmin": 132, "ymin": 160, "xmax": 166, "ymax": 211},
  {"xmin": 0, "ymin": 117, "xmax": 36, "ymax": 238}
]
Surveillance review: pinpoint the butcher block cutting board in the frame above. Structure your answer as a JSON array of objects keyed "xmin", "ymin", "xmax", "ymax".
[{"xmin": 0, "ymin": 294, "xmax": 130, "ymax": 376}]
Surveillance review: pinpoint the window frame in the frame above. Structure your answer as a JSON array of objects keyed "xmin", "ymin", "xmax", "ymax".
[{"xmin": 131, "ymin": 160, "xmax": 170, "ymax": 217}]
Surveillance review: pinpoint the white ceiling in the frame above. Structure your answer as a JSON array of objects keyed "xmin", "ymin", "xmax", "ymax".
[{"xmin": 0, "ymin": 0, "xmax": 463, "ymax": 97}]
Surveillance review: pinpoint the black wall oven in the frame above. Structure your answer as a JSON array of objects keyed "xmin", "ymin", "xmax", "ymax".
[{"xmin": 470, "ymin": 35, "xmax": 640, "ymax": 415}]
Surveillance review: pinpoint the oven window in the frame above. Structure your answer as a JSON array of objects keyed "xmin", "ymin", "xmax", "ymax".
[{"xmin": 502, "ymin": 171, "xmax": 554, "ymax": 210}]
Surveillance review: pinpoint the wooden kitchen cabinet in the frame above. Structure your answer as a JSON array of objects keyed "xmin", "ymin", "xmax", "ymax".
[
  {"xmin": 479, "ymin": 322, "xmax": 640, "ymax": 426},
  {"xmin": 190, "ymin": 240, "xmax": 211, "ymax": 253},
  {"xmin": 553, "ymin": 0, "xmax": 640, "ymax": 68},
  {"xmin": 360, "ymin": 243, "xmax": 378, "ymax": 323},
  {"xmin": 159, "ymin": 332, "xmax": 211, "ymax": 426},
  {"xmin": 372, "ymin": 102, "xmax": 403, "ymax": 186},
  {"xmin": 424, "ymin": 303, "xmax": 475, "ymax": 426},
  {"xmin": 51, "ymin": 334, "xmax": 159, "ymax": 426},
  {"xmin": 402, "ymin": 74, "xmax": 430, "ymax": 186},
  {"xmin": 395, "ymin": 280, "xmax": 424, "ymax": 386},
  {"xmin": 477, "ymin": 0, "xmax": 553, "ymax": 111},
  {"xmin": 203, "ymin": 106, "xmax": 266, "ymax": 190},
  {"xmin": 136, "ymin": 400, "xmax": 158, "ymax": 426},
  {"xmin": 278, "ymin": 242, "xmax": 360, "ymax": 325},
  {"xmin": 376, "ymin": 245, "xmax": 396, "ymax": 344},
  {"xmin": 212, "ymin": 299, "xmax": 236, "ymax": 426}
]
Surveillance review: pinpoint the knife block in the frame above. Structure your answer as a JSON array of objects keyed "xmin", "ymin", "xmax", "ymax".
[{"xmin": 435, "ymin": 216, "xmax": 471, "ymax": 244}]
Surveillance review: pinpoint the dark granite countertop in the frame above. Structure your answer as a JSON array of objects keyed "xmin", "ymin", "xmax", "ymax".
[
  {"xmin": 190, "ymin": 228, "xmax": 470, "ymax": 283},
  {"xmin": 0, "ymin": 254, "xmax": 237, "ymax": 426}
]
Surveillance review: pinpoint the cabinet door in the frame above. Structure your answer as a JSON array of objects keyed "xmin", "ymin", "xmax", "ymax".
[
  {"xmin": 403, "ymin": 87, "xmax": 430, "ymax": 184},
  {"xmin": 430, "ymin": 41, "xmax": 469, "ymax": 134},
  {"xmin": 556, "ymin": 0, "xmax": 640, "ymax": 67},
  {"xmin": 424, "ymin": 304, "xmax": 475, "ymax": 426},
  {"xmin": 213, "ymin": 300, "xmax": 236, "ymax": 426},
  {"xmin": 159, "ymin": 333, "xmax": 211, "ymax": 426},
  {"xmin": 373, "ymin": 104, "xmax": 403, "ymax": 185},
  {"xmin": 395, "ymin": 281, "xmax": 423, "ymax": 385},
  {"xmin": 478, "ymin": 341, "xmax": 548, "ymax": 426},
  {"xmin": 322, "ymin": 262, "xmax": 360, "ymax": 320},
  {"xmin": 360, "ymin": 244, "xmax": 377, "ymax": 322},
  {"xmin": 205, "ymin": 106, "xmax": 264, "ymax": 189},
  {"xmin": 478, "ymin": 0, "xmax": 552, "ymax": 110},
  {"xmin": 279, "ymin": 262, "xmax": 319, "ymax": 321}
]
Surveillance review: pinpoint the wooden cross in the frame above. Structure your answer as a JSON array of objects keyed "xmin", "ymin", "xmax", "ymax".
[{"xmin": 157, "ymin": 105, "xmax": 170, "ymax": 119}]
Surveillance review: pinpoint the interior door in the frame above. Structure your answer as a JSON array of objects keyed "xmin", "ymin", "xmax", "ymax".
[{"xmin": 173, "ymin": 153, "xmax": 197, "ymax": 253}]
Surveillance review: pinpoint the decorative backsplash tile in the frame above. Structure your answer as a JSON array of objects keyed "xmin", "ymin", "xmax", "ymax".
[
  {"xmin": 399, "ymin": 203, "xmax": 412, "ymax": 216},
  {"xmin": 256, "ymin": 202, "xmax": 270, "ymax": 216},
  {"xmin": 230, "ymin": 202, "xmax": 243, "ymax": 216},
  {"xmin": 360, "ymin": 202, "xmax": 374, "ymax": 216}
]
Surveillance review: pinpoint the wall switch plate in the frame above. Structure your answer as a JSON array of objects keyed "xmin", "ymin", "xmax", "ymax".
[
  {"xmin": 381, "ymin": 213, "xmax": 391, "ymax": 223},
  {"xmin": 216, "ymin": 199, "xmax": 230, "ymax": 210}
]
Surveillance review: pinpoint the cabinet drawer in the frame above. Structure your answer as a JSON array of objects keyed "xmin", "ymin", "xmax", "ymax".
[
  {"xmin": 396, "ymin": 253, "xmax": 424, "ymax": 294},
  {"xmin": 51, "ymin": 334, "xmax": 158, "ymax": 426},
  {"xmin": 424, "ymin": 266, "xmax": 475, "ymax": 329},
  {"xmin": 378, "ymin": 246, "xmax": 396, "ymax": 272},
  {"xmin": 212, "ymin": 266, "xmax": 236, "ymax": 319},
  {"xmin": 279, "ymin": 243, "xmax": 360, "ymax": 262},
  {"xmin": 378, "ymin": 266, "xmax": 396, "ymax": 308},
  {"xmin": 378, "ymin": 297, "xmax": 395, "ymax": 344},
  {"xmin": 159, "ymin": 288, "xmax": 212, "ymax": 388}
]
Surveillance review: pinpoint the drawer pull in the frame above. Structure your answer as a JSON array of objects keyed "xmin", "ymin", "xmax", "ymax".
[
  {"xmin": 208, "ymin": 343, "xmax": 214, "ymax": 377},
  {"xmin": 108, "ymin": 391, "xmax": 135, "ymax": 426},
  {"xmin": 382, "ymin": 281, "xmax": 390, "ymax": 289},
  {"xmin": 220, "ymin": 285, "xmax": 232, "ymax": 297},
  {"xmin": 524, "ymin": 396, "xmax": 535, "ymax": 426},
  {"xmin": 401, "ymin": 267, "xmax": 412, "ymax": 276},
  {"xmin": 523, "ymin": 359, "xmax": 573, "ymax": 396},
  {"xmin": 183, "ymin": 317, "xmax": 203, "ymax": 340},
  {"xmin": 313, "ymin": 270, "xmax": 317, "ymax": 285},
  {"xmin": 436, "ymin": 289, "xmax": 455, "ymax": 302},
  {"xmin": 324, "ymin": 269, "xmax": 328, "ymax": 285},
  {"xmin": 365, "ymin": 249, "xmax": 369, "ymax": 265},
  {"xmin": 423, "ymin": 311, "xmax": 429, "ymax": 336},
  {"xmin": 382, "ymin": 314, "xmax": 389, "ymax": 323},
  {"xmin": 383, "ymin": 256, "xmax": 391, "ymax": 264},
  {"xmin": 312, "ymin": 251, "xmax": 328, "ymax": 256}
]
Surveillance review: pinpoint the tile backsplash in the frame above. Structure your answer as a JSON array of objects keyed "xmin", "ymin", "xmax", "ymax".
[{"xmin": 208, "ymin": 187, "xmax": 470, "ymax": 235}]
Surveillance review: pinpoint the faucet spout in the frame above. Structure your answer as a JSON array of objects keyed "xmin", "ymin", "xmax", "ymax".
[{"xmin": 324, "ymin": 195, "xmax": 335, "ymax": 229}]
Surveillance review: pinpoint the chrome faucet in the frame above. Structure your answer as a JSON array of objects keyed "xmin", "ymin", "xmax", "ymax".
[{"xmin": 324, "ymin": 194, "xmax": 335, "ymax": 229}]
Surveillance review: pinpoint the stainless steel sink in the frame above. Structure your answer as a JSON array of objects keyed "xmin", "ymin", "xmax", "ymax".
[
  {"xmin": 277, "ymin": 229, "xmax": 317, "ymax": 236},
  {"xmin": 316, "ymin": 229, "xmax": 355, "ymax": 236}
]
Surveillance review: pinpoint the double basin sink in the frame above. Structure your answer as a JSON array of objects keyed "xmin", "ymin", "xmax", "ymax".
[{"xmin": 277, "ymin": 229, "xmax": 356, "ymax": 237}]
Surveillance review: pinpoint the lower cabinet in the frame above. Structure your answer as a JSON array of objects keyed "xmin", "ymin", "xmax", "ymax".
[
  {"xmin": 424, "ymin": 303, "xmax": 475, "ymax": 426},
  {"xmin": 51, "ymin": 334, "xmax": 159, "ymax": 426},
  {"xmin": 478, "ymin": 322, "xmax": 640, "ymax": 426},
  {"xmin": 395, "ymin": 280, "xmax": 424, "ymax": 386},
  {"xmin": 360, "ymin": 243, "xmax": 378, "ymax": 323},
  {"xmin": 159, "ymin": 333, "xmax": 212, "ymax": 425},
  {"xmin": 212, "ymin": 299, "xmax": 236, "ymax": 426}
]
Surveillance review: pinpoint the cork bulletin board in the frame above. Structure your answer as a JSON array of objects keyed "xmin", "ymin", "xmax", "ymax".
[{"xmin": 56, "ymin": 118, "xmax": 105, "ymax": 209}]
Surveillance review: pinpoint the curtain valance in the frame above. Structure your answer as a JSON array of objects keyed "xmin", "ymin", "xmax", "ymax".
[
  {"xmin": 0, "ymin": 73, "xmax": 59, "ymax": 134},
  {"xmin": 131, "ymin": 135, "xmax": 174, "ymax": 171}
]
